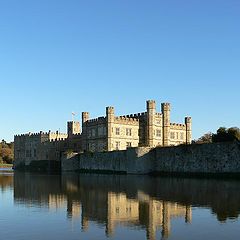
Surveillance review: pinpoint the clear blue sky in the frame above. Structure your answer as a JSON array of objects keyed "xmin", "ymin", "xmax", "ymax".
[{"xmin": 0, "ymin": 0, "xmax": 239, "ymax": 142}]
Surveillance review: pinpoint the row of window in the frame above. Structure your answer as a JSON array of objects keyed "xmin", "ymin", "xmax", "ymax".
[
  {"xmin": 115, "ymin": 127, "xmax": 132, "ymax": 136},
  {"xmin": 25, "ymin": 149, "xmax": 37, "ymax": 158},
  {"xmin": 115, "ymin": 141, "xmax": 132, "ymax": 150},
  {"xmin": 88, "ymin": 127, "xmax": 107, "ymax": 138},
  {"xmin": 170, "ymin": 132, "xmax": 184, "ymax": 140}
]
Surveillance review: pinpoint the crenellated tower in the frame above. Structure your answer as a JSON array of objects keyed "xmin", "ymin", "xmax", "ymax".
[
  {"xmin": 161, "ymin": 103, "xmax": 171, "ymax": 146},
  {"xmin": 185, "ymin": 117, "xmax": 192, "ymax": 144},
  {"xmin": 106, "ymin": 106, "xmax": 114, "ymax": 151},
  {"xmin": 146, "ymin": 100, "xmax": 156, "ymax": 147},
  {"xmin": 82, "ymin": 112, "xmax": 90, "ymax": 151},
  {"xmin": 67, "ymin": 121, "xmax": 81, "ymax": 137}
]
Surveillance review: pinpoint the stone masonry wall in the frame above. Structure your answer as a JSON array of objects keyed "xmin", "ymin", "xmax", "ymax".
[
  {"xmin": 62, "ymin": 142, "xmax": 240, "ymax": 175},
  {"xmin": 155, "ymin": 141, "xmax": 240, "ymax": 173}
]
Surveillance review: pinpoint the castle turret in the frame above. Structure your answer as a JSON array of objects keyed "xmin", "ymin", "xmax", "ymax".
[
  {"xmin": 185, "ymin": 117, "xmax": 192, "ymax": 144},
  {"xmin": 67, "ymin": 121, "xmax": 81, "ymax": 137},
  {"xmin": 106, "ymin": 107, "xmax": 114, "ymax": 151},
  {"xmin": 161, "ymin": 103, "xmax": 170, "ymax": 146},
  {"xmin": 82, "ymin": 112, "xmax": 90, "ymax": 124},
  {"xmin": 82, "ymin": 112, "xmax": 90, "ymax": 151},
  {"xmin": 146, "ymin": 100, "xmax": 156, "ymax": 147}
]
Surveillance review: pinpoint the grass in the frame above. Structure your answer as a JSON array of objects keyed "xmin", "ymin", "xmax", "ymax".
[{"xmin": 0, "ymin": 163, "xmax": 13, "ymax": 168}]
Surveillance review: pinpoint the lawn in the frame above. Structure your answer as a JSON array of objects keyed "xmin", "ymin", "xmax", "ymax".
[{"xmin": 0, "ymin": 163, "xmax": 13, "ymax": 168}]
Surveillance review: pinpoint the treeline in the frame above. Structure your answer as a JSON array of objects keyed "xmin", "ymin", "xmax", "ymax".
[
  {"xmin": 0, "ymin": 140, "xmax": 14, "ymax": 164},
  {"xmin": 194, "ymin": 127, "xmax": 240, "ymax": 144}
]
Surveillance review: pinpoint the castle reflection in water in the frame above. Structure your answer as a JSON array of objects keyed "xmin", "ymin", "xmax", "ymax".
[{"xmin": 8, "ymin": 173, "xmax": 240, "ymax": 240}]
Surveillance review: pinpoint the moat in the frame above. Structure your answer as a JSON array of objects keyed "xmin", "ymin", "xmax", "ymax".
[{"xmin": 1, "ymin": 169, "xmax": 240, "ymax": 240}]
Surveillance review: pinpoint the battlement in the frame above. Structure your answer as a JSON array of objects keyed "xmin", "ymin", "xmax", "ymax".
[
  {"xmin": 87, "ymin": 117, "xmax": 106, "ymax": 123},
  {"xmin": 162, "ymin": 102, "xmax": 170, "ymax": 106},
  {"xmin": 185, "ymin": 117, "xmax": 192, "ymax": 123},
  {"xmin": 50, "ymin": 138, "xmax": 68, "ymax": 143},
  {"xmin": 170, "ymin": 123, "xmax": 186, "ymax": 127},
  {"xmin": 147, "ymin": 100, "xmax": 156, "ymax": 109},
  {"xmin": 114, "ymin": 116, "xmax": 139, "ymax": 124},
  {"xmin": 15, "ymin": 130, "xmax": 68, "ymax": 139},
  {"xmin": 119, "ymin": 112, "xmax": 146, "ymax": 119},
  {"xmin": 71, "ymin": 133, "xmax": 81, "ymax": 136},
  {"xmin": 170, "ymin": 123, "xmax": 186, "ymax": 130},
  {"xmin": 147, "ymin": 100, "xmax": 156, "ymax": 104},
  {"xmin": 14, "ymin": 131, "xmax": 49, "ymax": 138}
]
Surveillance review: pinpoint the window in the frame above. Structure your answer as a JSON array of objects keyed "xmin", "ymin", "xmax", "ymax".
[
  {"xmin": 156, "ymin": 130, "xmax": 161, "ymax": 137},
  {"xmin": 126, "ymin": 142, "xmax": 132, "ymax": 148},
  {"xmin": 126, "ymin": 128, "xmax": 132, "ymax": 136},
  {"xmin": 88, "ymin": 130, "xmax": 91, "ymax": 137},
  {"xmin": 180, "ymin": 132, "xmax": 184, "ymax": 140},
  {"xmin": 176, "ymin": 132, "xmax": 179, "ymax": 139},
  {"xmin": 116, "ymin": 128, "xmax": 120, "ymax": 135},
  {"xmin": 34, "ymin": 149, "xmax": 37, "ymax": 157},
  {"xmin": 98, "ymin": 127, "xmax": 103, "ymax": 136},
  {"xmin": 170, "ymin": 132, "xmax": 175, "ymax": 139},
  {"xmin": 116, "ymin": 141, "xmax": 120, "ymax": 150}
]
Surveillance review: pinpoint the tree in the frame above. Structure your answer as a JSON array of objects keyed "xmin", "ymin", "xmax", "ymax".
[
  {"xmin": 193, "ymin": 132, "xmax": 213, "ymax": 144},
  {"xmin": 212, "ymin": 127, "xmax": 240, "ymax": 143},
  {"xmin": 0, "ymin": 141, "xmax": 14, "ymax": 164}
]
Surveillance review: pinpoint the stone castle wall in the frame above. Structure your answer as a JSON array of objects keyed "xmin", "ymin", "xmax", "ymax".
[{"xmin": 62, "ymin": 142, "xmax": 240, "ymax": 175}]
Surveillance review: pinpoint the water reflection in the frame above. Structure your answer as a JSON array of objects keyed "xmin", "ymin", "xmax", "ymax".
[
  {"xmin": 7, "ymin": 173, "xmax": 240, "ymax": 239},
  {"xmin": 0, "ymin": 170, "xmax": 13, "ymax": 191}
]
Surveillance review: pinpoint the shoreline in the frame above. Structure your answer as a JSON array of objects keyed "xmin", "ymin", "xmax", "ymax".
[{"xmin": 0, "ymin": 164, "xmax": 13, "ymax": 169}]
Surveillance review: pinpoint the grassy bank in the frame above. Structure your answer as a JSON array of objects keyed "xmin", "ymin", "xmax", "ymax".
[{"xmin": 0, "ymin": 163, "xmax": 13, "ymax": 168}]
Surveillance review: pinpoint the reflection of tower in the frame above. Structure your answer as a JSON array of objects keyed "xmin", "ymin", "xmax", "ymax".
[
  {"xmin": 81, "ymin": 215, "xmax": 89, "ymax": 232},
  {"xmin": 106, "ymin": 219, "xmax": 114, "ymax": 238},
  {"xmin": 67, "ymin": 198, "xmax": 73, "ymax": 219},
  {"xmin": 161, "ymin": 202, "xmax": 170, "ymax": 240},
  {"xmin": 106, "ymin": 192, "xmax": 139, "ymax": 237},
  {"xmin": 185, "ymin": 206, "xmax": 192, "ymax": 223},
  {"xmin": 146, "ymin": 199, "xmax": 157, "ymax": 240}
]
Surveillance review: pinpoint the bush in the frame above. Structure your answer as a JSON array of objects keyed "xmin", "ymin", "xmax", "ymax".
[{"xmin": 212, "ymin": 127, "xmax": 240, "ymax": 143}]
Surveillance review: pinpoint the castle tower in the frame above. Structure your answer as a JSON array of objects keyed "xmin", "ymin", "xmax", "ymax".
[
  {"xmin": 82, "ymin": 112, "xmax": 90, "ymax": 151},
  {"xmin": 185, "ymin": 117, "xmax": 192, "ymax": 144},
  {"xmin": 67, "ymin": 121, "xmax": 81, "ymax": 137},
  {"xmin": 146, "ymin": 100, "xmax": 156, "ymax": 148},
  {"xmin": 106, "ymin": 107, "xmax": 114, "ymax": 151},
  {"xmin": 82, "ymin": 112, "xmax": 90, "ymax": 124},
  {"xmin": 161, "ymin": 103, "xmax": 170, "ymax": 146}
]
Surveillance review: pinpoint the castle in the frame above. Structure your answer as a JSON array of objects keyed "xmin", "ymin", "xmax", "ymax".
[{"xmin": 14, "ymin": 100, "xmax": 192, "ymax": 167}]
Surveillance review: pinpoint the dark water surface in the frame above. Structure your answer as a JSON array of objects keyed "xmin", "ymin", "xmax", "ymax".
[{"xmin": 0, "ymin": 170, "xmax": 240, "ymax": 240}]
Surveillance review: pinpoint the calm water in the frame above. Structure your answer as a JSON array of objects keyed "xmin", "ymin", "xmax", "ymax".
[{"xmin": 0, "ymin": 170, "xmax": 240, "ymax": 240}]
